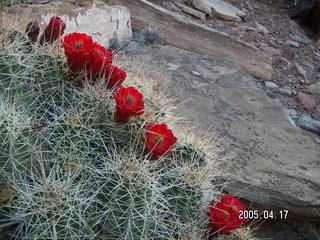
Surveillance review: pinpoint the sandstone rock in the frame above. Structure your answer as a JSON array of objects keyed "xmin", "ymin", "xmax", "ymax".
[
  {"xmin": 298, "ymin": 116, "xmax": 320, "ymax": 134},
  {"xmin": 192, "ymin": 0, "xmax": 246, "ymax": 21},
  {"xmin": 176, "ymin": 3, "xmax": 206, "ymax": 20},
  {"xmin": 296, "ymin": 92, "xmax": 317, "ymax": 111},
  {"xmin": 2, "ymin": 0, "xmax": 132, "ymax": 48},
  {"xmin": 306, "ymin": 82, "xmax": 320, "ymax": 94},
  {"xmin": 111, "ymin": 0, "xmax": 272, "ymax": 80},
  {"xmin": 125, "ymin": 44, "xmax": 320, "ymax": 219}
]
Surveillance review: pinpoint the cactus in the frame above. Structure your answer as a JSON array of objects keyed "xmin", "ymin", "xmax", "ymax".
[
  {"xmin": 0, "ymin": 99, "xmax": 37, "ymax": 173},
  {"xmin": 0, "ymin": 23, "xmax": 253, "ymax": 240},
  {"xmin": 97, "ymin": 170, "xmax": 161, "ymax": 239},
  {"xmin": 2, "ymin": 162, "xmax": 99, "ymax": 240}
]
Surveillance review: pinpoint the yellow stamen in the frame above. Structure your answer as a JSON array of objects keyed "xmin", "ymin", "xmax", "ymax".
[
  {"xmin": 75, "ymin": 41, "xmax": 83, "ymax": 50},
  {"xmin": 126, "ymin": 95, "xmax": 134, "ymax": 105}
]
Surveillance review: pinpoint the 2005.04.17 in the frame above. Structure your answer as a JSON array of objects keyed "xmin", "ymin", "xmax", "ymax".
[{"xmin": 238, "ymin": 210, "xmax": 289, "ymax": 220}]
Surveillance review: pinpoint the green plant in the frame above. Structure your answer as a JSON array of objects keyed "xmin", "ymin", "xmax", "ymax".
[{"xmin": 0, "ymin": 26, "xmax": 253, "ymax": 240}]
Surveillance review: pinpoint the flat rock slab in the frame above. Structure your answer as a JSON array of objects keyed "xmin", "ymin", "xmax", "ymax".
[
  {"xmin": 124, "ymin": 45, "xmax": 320, "ymax": 219},
  {"xmin": 192, "ymin": 0, "xmax": 246, "ymax": 21},
  {"xmin": 2, "ymin": 0, "xmax": 132, "ymax": 47}
]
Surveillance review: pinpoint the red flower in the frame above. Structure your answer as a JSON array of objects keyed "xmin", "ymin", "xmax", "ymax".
[
  {"xmin": 143, "ymin": 123, "xmax": 177, "ymax": 160},
  {"xmin": 209, "ymin": 195, "xmax": 249, "ymax": 235},
  {"xmin": 40, "ymin": 16, "xmax": 66, "ymax": 45},
  {"xmin": 220, "ymin": 195, "xmax": 247, "ymax": 224},
  {"xmin": 88, "ymin": 43, "xmax": 113, "ymax": 76},
  {"xmin": 105, "ymin": 65, "xmax": 127, "ymax": 90},
  {"xmin": 26, "ymin": 20, "xmax": 40, "ymax": 43},
  {"xmin": 62, "ymin": 33, "xmax": 95, "ymax": 73},
  {"xmin": 114, "ymin": 87, "xmax": 144, "ymax": 123}
]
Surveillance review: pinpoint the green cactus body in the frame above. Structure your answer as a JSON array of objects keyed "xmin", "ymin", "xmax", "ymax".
[
  {"xmin": 0, "ymin": 51, "xmax": 35, "ymax": 111},
  {"xmin": 98, "ymin": 171, "xmax": 158, "ymax": 239},
  {"xmin": 0, "ymin": 101, "xmax": 36, "ymax": 173},
  {"xmin": 32, "ymin": 54, "xmax": 70, "ymax": 107},
  {"xmin": 0, "ymin": 25, "xmax": 248, "ymax": 240}
]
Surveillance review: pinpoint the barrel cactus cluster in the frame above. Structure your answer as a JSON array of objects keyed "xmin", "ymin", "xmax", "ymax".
[{"xmin": 0, "ymin": 16, "xmax": 253, "ymax": 240}]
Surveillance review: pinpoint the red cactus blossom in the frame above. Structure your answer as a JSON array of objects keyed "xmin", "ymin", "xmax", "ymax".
[
  {"xmin": 114, "ymin": 87, "xmax": 144, "ymax": 123},
  {"xmin": 105, "ymin": 65, "xmax": 127, "ymax": 90},
  {"xmin": 26, "ymin": 20, "xmax": 40, "ymax": 43},
  {"xmin": 209, "ymin": 195, "xmax": 249, "ymax": 235},
  {"xmin": 62, "ymin": 33, "xmax": 95, "ymax": 73},
  {"xmin": 40, "ymin": 16, "xmax": 66, "ymax": 45},
  {"xmin": 88, "ymin": 43, "xmax": 113, "ymax": 76},
  {"xmin": 143, "ymin": 123, "xmax": 177, "ymax": 160}
]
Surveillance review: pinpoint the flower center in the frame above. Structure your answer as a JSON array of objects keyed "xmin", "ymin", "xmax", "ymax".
[
  {"xmin": 155, "ymin": 135, "xmax": 163, "ymax": 144},
  {"xmin": 126, "ymin": 95, "xmax": 134, "ymax": 105},
  {"xmin": 223, "ymin": 211, "xmax": 230, "ymax": 219},
  {"xmin": 75, "ymin": 41, "xmax": 83, "ymax": 50},
  {"xmin": 231, "ymin": 205, "xmax": 238, "ymax": 211}
]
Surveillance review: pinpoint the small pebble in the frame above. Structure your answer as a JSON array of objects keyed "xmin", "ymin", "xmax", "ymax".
[
  {"xmin": 267, "ymin": 90, "xmax": 276, "ymax": 98},
  {"xmin": 285, "ymin": 40, "xmax": 300, "ymax": 48},
  {"xmin": 265, "ymin": 81, "xmax": 279, "ymax": 89},
  {"xmin": 298, "ymin": 116, "xmax": 320, "ymax": 134},
  {"xmin": 256, "ymin": 23, "xmax": 269, "ymax": 34},
  {"xmin": 275, "ymin": 88, "xmax": 297, "ymax": 97},
  {"xmin": 192, "ymin": 71, "xmax": 201, "ymax": 77},
  {"xmin": 296, "ymin": 92, "xmax": 317, "ymax": 111},
  {"xmin": 290, "ymin": 34, "xmax": 310, "ymax": 44}
]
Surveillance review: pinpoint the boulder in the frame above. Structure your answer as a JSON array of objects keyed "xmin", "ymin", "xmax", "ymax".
[
  {"xmin": 2, "ymin": 0, "xmax": 132, "ymax": 47},
  {"xmin": 124, "ymin": 44, "xmax": 320, "ymax": 220},
  {"xmin": 192, "ymin": 0, "xmax": 246, "ymax": 21}
]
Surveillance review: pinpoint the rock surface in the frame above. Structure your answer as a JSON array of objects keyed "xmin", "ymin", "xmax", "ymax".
[
  {"xmin": 124, "ymin": 44, "xmax": 320, "ymax": 219},
  {"xmin": 192, "ymin": 0, "xmax": 246, "ymax": 21},
  {"xmin": 112, "ymin": 0, "xmax": 272, "ymax": 80},
  {"xmin": 2, "ymin": 0, "xmax": 132, "ymax": 47}
]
